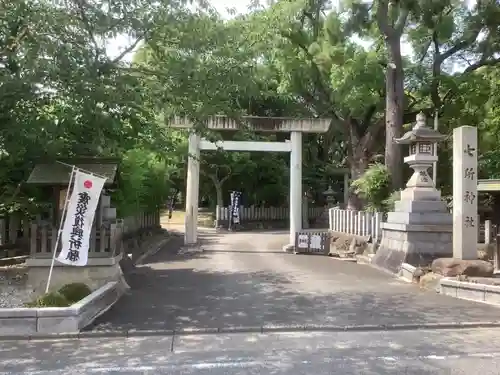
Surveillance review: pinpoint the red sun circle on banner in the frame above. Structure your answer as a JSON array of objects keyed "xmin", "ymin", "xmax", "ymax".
[{"xmin": 83, "ymin": 180, "xmax": 93, "ymax": 189}]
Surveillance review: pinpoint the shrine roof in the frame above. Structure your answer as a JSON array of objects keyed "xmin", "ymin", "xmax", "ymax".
[
  {"xmin": 26, "ymin": 158, "xmax": 119, "ymax": 186},
  {"xmin": 168, "ymin": 115, "xmax": 331, "ymax": 133}
]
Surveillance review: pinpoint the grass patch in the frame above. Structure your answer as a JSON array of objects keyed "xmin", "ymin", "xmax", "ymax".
[
  {"xmin": 58, "ymin": 282, "xmax": 92, "ymax": 304},
  {"xmin": 24, "ymin": 282, "xmax": 92, "ymax": 307},
  {"xmin": 25, "ymin": 292, "xmax": 70, "ymax": 308}
]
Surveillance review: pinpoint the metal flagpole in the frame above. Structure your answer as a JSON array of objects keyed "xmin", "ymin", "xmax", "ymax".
[{"xmin": 45, "ymin": 166, "xmax": 77, "ymax": 293}]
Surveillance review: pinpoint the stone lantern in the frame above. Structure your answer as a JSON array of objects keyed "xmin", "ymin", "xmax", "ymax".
[
  {"xmin": 395, "ymin": 112, "xmax": 446, "ymax": 197},
  {"xmin": 323, "ymin": 185, "xmax": 336, "ymax": 207},
  {"xmin": 371, "ymin": 112, "xmax": 452, "ymax": 273}
]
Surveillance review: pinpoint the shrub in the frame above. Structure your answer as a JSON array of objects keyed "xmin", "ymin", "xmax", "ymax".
[
  {"xmin": 112, "ymin": 148, "xmax": 177, "ymax": 217},
  {"xmin": 351, "ymin": 163, "xmax": 391, "ymax": 212},
  {"xmin": 383, "ymin": 190, "xmax": 401, "ymax": 212},
  {"xmin": 58, "ymin": 282, "xmax": 92, "ymax": 304},
  {"xmin": 25, "ymin": 292, "xmax": 70, "ymax": 308}
]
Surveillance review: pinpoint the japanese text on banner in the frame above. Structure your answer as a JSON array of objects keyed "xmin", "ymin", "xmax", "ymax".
[
  {"xmin": 230, "ymin": 191, "xmax": 241, "ymax": 224},
  {"xmin": 57, "ymin": 170, "xmax": 106, "ymax": 266}
]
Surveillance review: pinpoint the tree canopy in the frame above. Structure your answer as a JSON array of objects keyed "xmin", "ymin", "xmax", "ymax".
[{"xmin": 2, "ymin": 0, "xmax": 500, "ymax": 215}]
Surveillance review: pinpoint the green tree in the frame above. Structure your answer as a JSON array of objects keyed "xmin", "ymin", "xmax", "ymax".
[{"xmin": 0, "ymin": 0, "xmax": 189, "ymax": 214}]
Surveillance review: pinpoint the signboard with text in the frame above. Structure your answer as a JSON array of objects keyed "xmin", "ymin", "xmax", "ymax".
[{"xmin": 294, "ymin": 231, "xmax": 329, "ymax": 255}]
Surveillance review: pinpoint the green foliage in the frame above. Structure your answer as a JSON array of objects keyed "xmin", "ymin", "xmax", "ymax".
[
  {"xmin": 383, "ymin": 190, "xmax": 402, "ymax": 212},
  {"xmin": 25, "ymin": 292, "xmax": 70, "ymax": 308},
  {"xmin": 58, "ymin": 283, "xmax": 92, "ymax": 304},
  {"xmin": 113, "ymin": 147, "xmax": 181, "ymax": 216},
  {"xmin": 4, "ymin": 0, "xmax": 500, "ymax": 214},
  {"xmin": 351, "ymin": 163, "xmax": 391, "ymax": 212}
]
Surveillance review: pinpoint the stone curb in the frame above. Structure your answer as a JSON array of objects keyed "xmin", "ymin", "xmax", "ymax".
[
  {"xmin": 355, "ymin": 254, "xmax": 374, "ymax": 265},
  {"xmin": 3, "ymin": 321, "xmax": 500, "ymax": 341},
  {"xmin": 440, "ymin": 277, "xmax": 500, "ymax": 306},
  {"xmin": 0, "ymin": 281, "xmax": 123, "ymax": 338},
  {"xmin": 398, "ymin": 262, "xmax": 417, "ymax": 283},
  {"xmin": 134, "ymin": 236, "xmax": 172, "ymax": 266},
  {"xmin": 329, "ymin": 257, "xmax": 357, "ymax": 262}
]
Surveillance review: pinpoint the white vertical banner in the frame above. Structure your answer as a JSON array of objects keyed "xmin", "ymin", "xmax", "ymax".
[
  {"xmin": 57, "ymin": 170, "xmax": 106, "ymax": 266},
  {"xmin": 232, "ymin": 191, "xmax": 241, "ymax": 224}
]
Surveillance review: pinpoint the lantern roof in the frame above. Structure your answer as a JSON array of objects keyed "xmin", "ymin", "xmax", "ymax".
[
  {"xmin": 394, "ymin": 112, "xmax": 446, "ymax": 145},
  {"xmin": 323, "ymin": 185, "xmax": 335, "ymax": 196}
]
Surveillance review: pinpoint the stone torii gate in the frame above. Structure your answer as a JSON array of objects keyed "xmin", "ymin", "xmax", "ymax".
[{"xmin": 170, "ymin": 116, "xmax": 330, "ymax": 250}]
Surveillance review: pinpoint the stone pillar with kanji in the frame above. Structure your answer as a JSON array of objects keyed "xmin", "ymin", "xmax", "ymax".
[
  {"xmin": 372, "ymin": 112, "xmax": 453, "ymax": 273},
  {"xmin": 452, "ymin": 126, "xmax": 478, "ymax": 259}
]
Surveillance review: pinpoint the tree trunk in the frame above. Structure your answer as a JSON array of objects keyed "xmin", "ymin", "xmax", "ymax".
[
  {"xmin": 215, "ymin": 181, "xmax": 223, "ymax": 208},
  {"xmin": 206, "ymin": 174, "xmax": 226, "ymax": 208},
  {"xmin": 345, "ymin": 116, "xmax": 385, "ymax": 210},
  {"xmin": 384, "ymin": 38, "xmax": 405, "ymax": 191},
  {"xmin": 347, "ymin": 148, "xmax": 369, "ymax": 210}
]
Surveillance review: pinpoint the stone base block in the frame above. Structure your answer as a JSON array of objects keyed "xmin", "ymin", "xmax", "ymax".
[
  {"xmin": 26, "ymin": 255, "xmax": 123, "ymax": 295},
  {"xmin": 179, "ymin": 245, "xmax": 204, "ymax": 254},
  {"xmin": 400, "ymin": 187, "xmax": 441, "ymax": 201},
  {"xmin": 394, "ymin": 200, "xmax": 448, "ymax": 213},
  {"xmin": 387, "ymin": 211, "xmax": 452, "ymax": 225},
  {"xmin": 372, "ymin": 224, "xmax": 452, "ymax": 273}
]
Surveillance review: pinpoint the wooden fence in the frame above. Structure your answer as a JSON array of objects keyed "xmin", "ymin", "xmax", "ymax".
[
  {"xmin": 215, "ymin": 205, "xmax": 325, "ymax": 223},
  {"xmin": 120, "ymin": 210, "xmax": 161, "ymax": 237},
  {"xmin": 481, "ymin": 220, "xmax": 498, "ymax": 244},
  {"xmin": 329, "ymin": 208, "xmax": 497, "ymax": 244},
  {"xmin": 30, "ymin": 209, "xmax": 161, "ymax": 259},
  {"xmin": 0, "ymin": 215, "xmax": 31, "ymax": 248},
  {"xmin": 30, "ymin": 222, "xmax": 123, "ymax": 258}
]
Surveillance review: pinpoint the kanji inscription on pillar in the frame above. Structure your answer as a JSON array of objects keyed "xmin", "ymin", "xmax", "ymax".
[{"xmin": 452, "ymin": 126, "xmax": 478, "ymax": 260}]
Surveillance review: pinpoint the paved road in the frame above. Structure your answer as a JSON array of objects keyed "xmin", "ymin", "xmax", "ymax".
[
  {"xmin": 2, "ymin": 328, "xmax": 500, "ymax": 374},
  {"xmin": 89, "ymin": 229, "xmax": 500, "ymax": 332}
]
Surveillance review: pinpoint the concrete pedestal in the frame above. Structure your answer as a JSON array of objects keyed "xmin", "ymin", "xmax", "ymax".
[
  {"xmin": 372, "ymin": 190, "xmax": 452, "ymax": 273},
  {"xmin": 372, "ymin": 112, "xmax": 452, "ymax": 273},
  {"xmin": 26, "ymin": 255, "xmax": 125, "ymax": 294}
]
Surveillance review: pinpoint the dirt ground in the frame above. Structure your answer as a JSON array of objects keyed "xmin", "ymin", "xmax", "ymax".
[{"xmin": 160, "ymin": 210, "xmax": 214, "ymax": 228}]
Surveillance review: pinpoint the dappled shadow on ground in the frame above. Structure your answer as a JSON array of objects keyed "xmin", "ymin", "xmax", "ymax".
[
  {"xmin": 3, "ymin": 329, "xmax": 500, "ymax": 374},
  {"xmin": 88, "ymin": 227, "xmax": 500, "ymax": 334},
  {"xmin": 203, "ymin": 250, "xmax": 286, "ymax": 254},
  {"xmin": 89, "ymin": 256, "xmax": 500, "ymax": 333}
]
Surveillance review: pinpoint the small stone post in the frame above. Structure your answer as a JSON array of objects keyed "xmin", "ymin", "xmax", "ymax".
[{"xmin": 452, "ymin": 126, "xmax": 478, "ymax": 260}]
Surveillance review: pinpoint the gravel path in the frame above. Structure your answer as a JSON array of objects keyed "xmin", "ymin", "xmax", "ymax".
[
  {"xmin": 89, "ymin": 229, "xmax": 500, "ymax": 332},
  {"xmin": 0, "ymin": 267, "xmax": 31, "ymax": 308},
  {"xmin": 0, "ymin": 286, "xmax": 31, "ymax": 308}
]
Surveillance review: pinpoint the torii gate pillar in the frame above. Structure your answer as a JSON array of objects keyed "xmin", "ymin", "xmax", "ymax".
[
  {"xmin": 289, "ymin": 131, "xmax": 302, "ymax": 247},
  {"xmin": 185, "ymin": 132, "xmax": 201, "ymax": 245}
]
